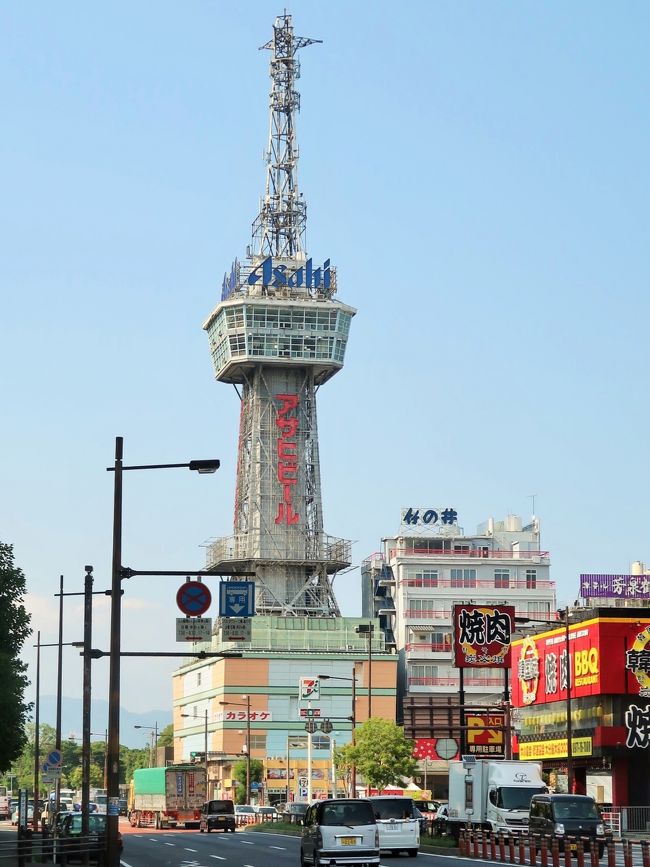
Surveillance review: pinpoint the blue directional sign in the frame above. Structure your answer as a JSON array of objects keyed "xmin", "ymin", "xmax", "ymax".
[{"xmin": 219, "ymin": 581, "xmax": 255, "ymax": 617}]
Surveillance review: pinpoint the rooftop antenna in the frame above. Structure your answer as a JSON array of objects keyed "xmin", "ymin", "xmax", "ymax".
[{"xmin": 251, "ymin": 12, "xmax": 322, "ymax": 259}]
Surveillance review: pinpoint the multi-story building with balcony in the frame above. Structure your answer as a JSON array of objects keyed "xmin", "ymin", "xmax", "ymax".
[{"xmin": 362, "ymin": 509, "xmax": 556, "ymax": 797}]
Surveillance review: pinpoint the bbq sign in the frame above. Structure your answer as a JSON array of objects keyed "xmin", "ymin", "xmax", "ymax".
[{"xmin": 453, "ymin": 604, "xmax": 514, "ymax": 669}]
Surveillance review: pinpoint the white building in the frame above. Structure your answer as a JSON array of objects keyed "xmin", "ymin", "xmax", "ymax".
[{"xmin": 362, "ymin": 508, "xmax": 556, "ymax": 796}]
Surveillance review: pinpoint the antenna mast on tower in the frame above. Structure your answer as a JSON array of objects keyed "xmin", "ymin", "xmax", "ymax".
[{"xmin": 251, "ymin": 13, "xmax": 322, "ymax": 259}]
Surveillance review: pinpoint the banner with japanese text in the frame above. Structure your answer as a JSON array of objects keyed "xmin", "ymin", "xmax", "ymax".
[
  {"xmin": 511, "ymin": 616, "xmax": 650, "ymax": 707},
  {"xmin": 453, "ymin": 604, "xmax": 514, "ymax": 668}
]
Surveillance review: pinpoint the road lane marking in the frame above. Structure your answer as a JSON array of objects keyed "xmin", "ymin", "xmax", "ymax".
[
  {"xmin": 163, "ymin": 842, "xmax": 175, "ymax": 846},
  {"xmin": 241, "ymin": 840, "xmax": 254, "ymax": 844},
  {"xmin": 210, "ymin": 857, "xmax": 227, "ymax": 861},
  {"xmin": 270, "ymin": 845, "xmax": 286, "ymax": 850},
  {"xmin": 185, "ymin": 848, "xmax": 198, "ymax": 852}
]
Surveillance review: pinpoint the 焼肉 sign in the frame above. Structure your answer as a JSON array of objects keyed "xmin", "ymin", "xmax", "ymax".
[{"xmin": 453, "ymin": 604, "xmax": 514, "ymax": 668}]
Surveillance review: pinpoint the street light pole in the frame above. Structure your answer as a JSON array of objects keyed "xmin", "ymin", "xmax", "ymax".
[
  {"xmin": 105, "ymin": 437, "xmax": 220, "ymax": 867},
  {"xmin": 33, "ymin": 631, "xmax": 41, "ymax": 833},
  {"xmin": 317, "ymin": 672, "xmax": 357, "ymax": 797},
  {"xmin": 133, "ymin": 724, "xmax": 159, "ymax": 768},
  {"xmin": 106, "ymin": 437, "xmax": 123, "ymax": 867},
  {"xmin": 244, "ymin": 696, "xmax": 251, "ymax": 805},
  {"xmin": 55, "ymin": 574, "xmax": 64, "ymax": 817},
  {"xmin": 204, "ymin": 710, "xmax": 209, "ymax": 797},
  {"xmin": 515, "ymin": 609, "xmax": 574, "ymax": 794},
  {"xmin": 81, "ymin": 566, "xmax": 93, "ymax": 840},
  {"xmin": 563, "ymin": 608, "xmax": 574, "ymax": 794},
  {"xmin": 219, "ymin": 697, "xmax": 251, "ymax": 804}
]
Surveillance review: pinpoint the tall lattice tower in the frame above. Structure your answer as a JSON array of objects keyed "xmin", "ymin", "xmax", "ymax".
[{"xmin": 203, "ymin": 13, "xmax": 355, "ymax": 617}]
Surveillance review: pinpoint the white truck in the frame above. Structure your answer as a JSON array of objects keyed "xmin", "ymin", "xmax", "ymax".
[{"xmin": 447, "ymin": 759, "xmax": 546, "ymax": 838}]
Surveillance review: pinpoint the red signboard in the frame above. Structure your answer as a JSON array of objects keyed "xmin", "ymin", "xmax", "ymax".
[
  {"xmin": 453, "ymin": 604, "xmax": 514, "ymax": 668},
  {"xmin": 275, "ymin": 393, "xmax": 300, "ymax": 525},
  {"xmin": 511, "ymin": 615, "xmax": 650, "ymax": 707}
]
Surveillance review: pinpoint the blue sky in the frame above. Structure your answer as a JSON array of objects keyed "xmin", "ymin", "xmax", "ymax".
[{"xmin": 1, "ymin": 1, "xmax": 648, "ymax": 715}]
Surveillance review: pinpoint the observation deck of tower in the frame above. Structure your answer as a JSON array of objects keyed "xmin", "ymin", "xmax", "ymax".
[{"xmin": 203, "ymin": 14, "xmax": 356, "ymax": 617}]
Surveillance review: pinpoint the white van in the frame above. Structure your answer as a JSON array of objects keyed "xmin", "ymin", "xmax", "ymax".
[
  {"xmin": 301, "ymin": 799, "xmax": 380, "ymax": 867},
  {"xmin": 367, "ymin": 796, "xmax": 420, "ymax": 857}
]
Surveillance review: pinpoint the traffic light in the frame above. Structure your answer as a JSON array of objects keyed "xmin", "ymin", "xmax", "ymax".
[
  {"xmin": 190, "ymin": 751, "xmax": 205, "ymax": 763},
  {"xmin": 305, "ymin": 721, "xmax": 317, "ymax": 734},
  {"xmin": 321, "ymin": 719, "xmax": 333, "ymax": 734}
]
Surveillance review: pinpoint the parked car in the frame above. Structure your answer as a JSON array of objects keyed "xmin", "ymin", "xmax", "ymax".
[
  {"xmin": 413, "ymin": 806, "xmax": 429, "ymax": 835},
  {"xmin": 432, "ymin": 804, "xmax": 450, "ymax": 837},
  {"xmin": 367, "ymin": 796, "xmax": 420, "ymax": 857},
  {"xmin": 53, "ymin": 813, "xmax": 123, "ymax": 863},
  {"xmin": 301, "ymin": 799, "xmax": 380, "ymax": 867},
  {"xmin": 11, "ymin": 805, "xmax": 34, "ymax": 826},
  {"xmin": 283, "ymin": 802, "xmax": 309, "ymax": 824},
  {"xmin": 254, "ymin": 805, "xmax": 279, "ymax": 820},
  {"xmin": 529, "ymin": 794, "xmax": 607, "ymax": 856},
  {"xmin": 199, "ymin": 799, "xmax": 236, "ymax": 833},
  {"xmin": 234, "ymin": 804, "xmax": 256, "ymax": 824}
]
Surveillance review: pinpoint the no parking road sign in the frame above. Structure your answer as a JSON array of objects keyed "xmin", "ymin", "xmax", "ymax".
[{"xmin": 176, "ymin": 580, "xmax": 212, "ymax": 617}]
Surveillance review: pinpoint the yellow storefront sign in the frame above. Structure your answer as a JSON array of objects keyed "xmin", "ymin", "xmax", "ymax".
[{"xmin": 519, "ymin": 737, "xmax": 592, "ymax": 761}]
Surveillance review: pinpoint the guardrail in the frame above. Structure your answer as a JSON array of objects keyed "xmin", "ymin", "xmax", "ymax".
[
  {"xmin": 235, "ymin": 812, "xmax": 284, "ymax": 827},
  {"xmin": 456, "ymin": 829, "xmax": 650, "ymax": 867}
]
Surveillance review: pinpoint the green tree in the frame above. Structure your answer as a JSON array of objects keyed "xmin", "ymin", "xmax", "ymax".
[
  {"xmin": 121, "ymin": 747, "xmax": 149, "ymax": 788},
  {"xmin": 0, "ymin": 543, "xmax": 32, "ymax": 771},
  {"xmin": 344, "ymin": 718, "xmax": 417, "ymax": 793},
  {"xmin": 157, "ymin": 724, "xmax": 173, "ymax": 748},
  {"xmin": 232, "ymin": 758, "xmax": 263, "ymax": 804}
]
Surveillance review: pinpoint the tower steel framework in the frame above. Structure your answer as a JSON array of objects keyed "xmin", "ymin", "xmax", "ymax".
[{"xmin": 203, "ymin": 14, "xmax": 355, "ymax": 617}]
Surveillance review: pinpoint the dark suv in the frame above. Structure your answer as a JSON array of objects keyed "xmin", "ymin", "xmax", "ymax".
[
  {"xmin": 283, "ymin": 802, "xmax": 309, "ymax": 824},
  {"xmin": 199, "ymin": 800, "xmax": 236, "ymax": 834},
  {"xmin": 529, "ymin": 794, "xmax": 606, "ymax": 856}
]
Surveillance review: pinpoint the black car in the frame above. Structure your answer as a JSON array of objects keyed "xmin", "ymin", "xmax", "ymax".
[
  {"xmin": 529, "ymin": 795, "xmax": 607, "ymax": 856},
  {"xmin": 432, "ymin": 804, "xmax": 449, "ymax": 836},
  {"xmin": 283, "ymin": 802, "xmax": 309, "ymax": 824},
  {"xmin": 199, "ymin": 800, "xmax": 236, "ymax": 833},
  {"xmin": 53, "ymin": 813, "xmax": 123, "ymax": 863}
]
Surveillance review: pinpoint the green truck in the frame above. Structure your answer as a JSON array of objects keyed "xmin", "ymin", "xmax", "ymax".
[{"xmin": 128, "ymin": 766, "xmax": 207, "ymax": 829}]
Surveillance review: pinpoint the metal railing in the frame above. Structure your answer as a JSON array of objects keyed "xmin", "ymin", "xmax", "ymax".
[
  {"xmin": 405, "ymin": 608, "xmax": 553, "ymax": 621},
  {"xmin": 389, "ymin": 547, "xmax": 549, "ymax": 561},
  {"xmin": 620, "ymin": 806, "xmax": 650, "ymax": 833},
  {"xmin": 206, "ymin": 533, "xmax": 352, "ymax": 569},
  {"xmin": 408, "ymin": 675, "xmax": 504, "ymax": 687},
  {"xmin": 400, "ymin": 577, "xmax": 555, "ymax": 590}
]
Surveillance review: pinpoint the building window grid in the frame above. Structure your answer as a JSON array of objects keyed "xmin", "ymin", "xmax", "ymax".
[
  {"xmin": 526, "ymin": 569, "xmax": 537, "ymax": 589},
  {"xmin": 494, "ymin": 568, "xmax": 510, "ymax": 589},
  {"xmin": 450, "ymin": 568, "xmax": 477, "ymax": 588}
]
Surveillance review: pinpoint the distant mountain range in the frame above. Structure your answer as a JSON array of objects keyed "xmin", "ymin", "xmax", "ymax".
[{"xmin": 37, "ymin": 695, "xmax": 171, "ymax": 749}]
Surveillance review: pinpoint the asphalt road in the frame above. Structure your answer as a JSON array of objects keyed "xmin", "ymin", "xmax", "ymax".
[
  {"xmin": 119, "ymin": 826, "xmax": 648, "ymax": 867},
  {"xmin": 120, "ymin": 826, "xmax": 460, "ymax": 867}
]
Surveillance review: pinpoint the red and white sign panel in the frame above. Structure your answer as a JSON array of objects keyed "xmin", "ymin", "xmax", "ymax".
[
  {"xmin": 511, "ymin": 615, "xmax": 650, "ymax": 707},
  {"xmin": 453, "ymin": 604, "xmax": 514, "ymax": 668}
]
